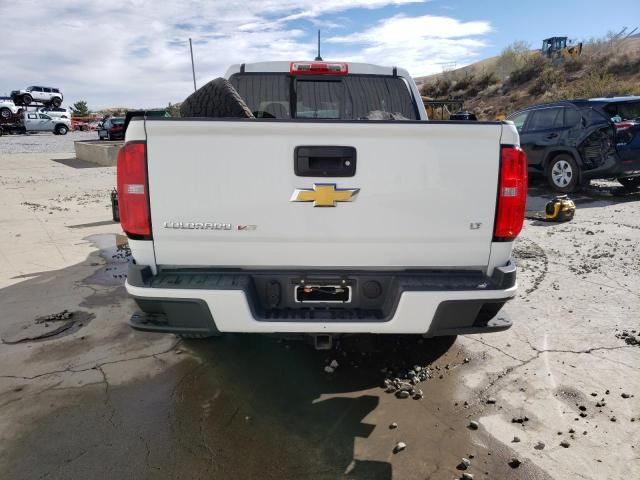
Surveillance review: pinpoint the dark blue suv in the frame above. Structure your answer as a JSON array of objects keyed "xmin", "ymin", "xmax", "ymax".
[{"xmin": 507, "ymin": 96, "xmax": 640, "ymax": 192}]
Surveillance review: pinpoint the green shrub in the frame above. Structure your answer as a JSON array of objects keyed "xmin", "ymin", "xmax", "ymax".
[
  {"xmin": 565, "ymin": 71, "xmax": 621, "ymax": 98},
  {"xmin": 607, "ymin": 53, "xmax": 640, "ymax": 75},
  {"xmin": 528, "ymin": 68, "xmax": 565, "ymax": 96},
  {"xmin": 495, "ymin": 41, "xmax": 531, "ymax": 79},
  {"xmin": 452, "ymin": 72, "xmax": 475, "ymax": 93},
  {"xmin": 475, "ymin": 71, "xmax": 499, "ymax": 90},
  {"xmin": 563, "ymin": 56, "xmax": 584, "ymax": 73},
  {"xmin": 420, "ymin": 75, "xmax": 453, "ymax": 98},
  {"xmin": 509, "ymin": 53, "xmax": 549, "ymax": 86}
]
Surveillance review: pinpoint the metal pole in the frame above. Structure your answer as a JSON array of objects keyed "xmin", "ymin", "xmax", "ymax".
[
  {"xmin": 315, "ymin": 30, "xmax": 322, "ymax": 61},
  {"xmin": 189, "ymin": 38, "xmax": 197, "ymax": 92}
]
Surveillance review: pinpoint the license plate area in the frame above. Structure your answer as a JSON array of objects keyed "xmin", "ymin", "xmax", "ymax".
[{"xmin": 295, "ymin": 285, "xmax": 351, "ymax": 303}]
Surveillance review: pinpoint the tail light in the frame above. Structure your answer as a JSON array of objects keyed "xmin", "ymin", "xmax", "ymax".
[
  {"xmin": 117, "ymin": 141, "xmax": 151, "ymax": 237},
  {"xmin": 494, "ymin": 146, "xmax": 528, "ymax": 241},
  {"xmin": 290, "ymin": 62, "xmax": 348, "ymax": 75},
  {"xmin": 614, "ymin": 121, "xmax": 635, "ymax": 130}
]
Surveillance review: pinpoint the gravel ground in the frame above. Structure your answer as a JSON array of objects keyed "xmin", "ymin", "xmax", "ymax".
[{"xmin": 0, "ymin": 131, "xmax": 97, "ymax": 154}]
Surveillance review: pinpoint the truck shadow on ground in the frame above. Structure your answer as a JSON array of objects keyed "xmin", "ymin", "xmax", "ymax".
[
  {"xmin": 167, "ymin": 333, "xmax": 455, "ymax": 479},
  {"xmin": 0, "ymin": 242, "xmax": 457, "ymax": 479}
]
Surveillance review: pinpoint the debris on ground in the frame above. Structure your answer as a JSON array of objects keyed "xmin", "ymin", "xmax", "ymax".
[
  {"xmin": 615, "ymin": 330, "xmax": 639, "ymax": 346},
  {"xmin": 508, "ymin": 458, "xmax": 522, "ymax": 468},
  {"xmin": 393, "ymin": 442, "xmax": 407, "ymax": 454},
  {"xmin": 468, "ymin": 421, "xmax": 479, "ymax": 430},
  {"xmin": 534, "ymin": 441, "xmax": 545, "ymax": 450},
  {"xmin": 512, "ymin": 415, "xmax": 530, "ymax": 424},
  {"xmin": 36, "ymin": 309, "xmax": 73, "ymax": 323},
  {"xmin": 1, "ymin": 310, "xmax": 93, "ymax": 345},
  {"xmin": 461, "ymin": 473, "xmax": 474, "ymax": 480},
  {"xmin": 512, "ymin": 436, "xmax": 521, "ymax": 443},
  {"xmin": 560, "ymin": 440, "xmax": 571, "ymax": 448},
  {"xmin": 389, "ymin": 422, "xmax": 398, "ymax": 429}
]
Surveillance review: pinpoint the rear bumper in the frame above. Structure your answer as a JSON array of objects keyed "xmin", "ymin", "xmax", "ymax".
[{"xmin": 125, "ymin": 262, "xmax": 517, "ymax": 336}]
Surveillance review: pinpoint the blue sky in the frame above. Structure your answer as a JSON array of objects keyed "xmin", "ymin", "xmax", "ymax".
[
  {"xmin": 0, "ymin": 0, "xmax": 636, "ymax": 109},
  {"xmin": 299, "ymin": 0, "xmax": 639, "ymax": 66}
]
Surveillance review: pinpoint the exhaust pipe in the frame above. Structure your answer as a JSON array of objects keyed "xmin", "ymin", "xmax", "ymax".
[{"xmin": 314, "ymin": 334, "xmax": 333, "ymax": 350}]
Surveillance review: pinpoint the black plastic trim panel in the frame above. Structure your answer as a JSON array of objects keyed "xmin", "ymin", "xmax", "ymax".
[
  {"xmin": 129, "ymin": 297, "xmax": 220, "ymax": 336},
  {"xmin": 127, "ymin": 261, "xmax": 516, "ymax": 325}
]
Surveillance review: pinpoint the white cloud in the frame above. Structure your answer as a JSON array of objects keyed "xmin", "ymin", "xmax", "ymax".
[
  {"xmin": 0, "ymin": 1, "xmax": 490, "ymax": 109},
  {"xmin": 327, "ymin": 14, "xmax": 491, "ymax": 76}
]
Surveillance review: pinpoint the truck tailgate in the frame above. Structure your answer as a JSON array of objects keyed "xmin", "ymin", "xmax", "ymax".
[{"xmin": 145, "ymin": 120, "xmax": 503, "ymax": 269}]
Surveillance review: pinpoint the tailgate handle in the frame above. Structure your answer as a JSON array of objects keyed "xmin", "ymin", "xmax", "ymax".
[{"xmin": 294, "ymin": 146, "xmax": 356, "ymax": 177}]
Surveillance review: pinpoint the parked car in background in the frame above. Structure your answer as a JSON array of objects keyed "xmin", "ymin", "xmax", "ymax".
[
  {"xmin": 36, "ymin": 106, "xmax": 72, "ymax": 119},
  {"xmin": 23, "ymin": 112, "xmax": 70, "ymax": 135},
  {"xmin": 507, "ymin": 97, "xmax": 640, "ymax": 192},
  {"xmin": 0, "ymin": 97, "xmax": 21, "ymax": 119},
  {"xmin": 11, "ymin": 86, "xmax": 64, "ymax": 107},
  {"xmin": 98, "ymin": 117, "xmax": 125, "ymax": 140}
]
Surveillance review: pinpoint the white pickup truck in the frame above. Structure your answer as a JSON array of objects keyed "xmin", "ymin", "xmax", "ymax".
[{"xmin": 119, "ymin": 61, "xmax": 527, "ymax": 346}]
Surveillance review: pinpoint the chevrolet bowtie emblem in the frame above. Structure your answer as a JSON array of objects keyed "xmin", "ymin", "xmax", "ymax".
[{"xmin": 290, "ymin": 183, "xmax": 360, "ymax": 207}]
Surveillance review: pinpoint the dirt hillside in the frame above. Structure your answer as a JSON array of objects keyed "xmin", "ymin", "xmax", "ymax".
[{"xmin": 418, "ymin": 36, "xmax": 640, "ymax": 120}]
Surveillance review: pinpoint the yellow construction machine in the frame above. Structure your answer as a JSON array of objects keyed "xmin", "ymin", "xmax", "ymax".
[{"xmin": 542, "ymin": 37, "xmax": 583, "ymax": 61}]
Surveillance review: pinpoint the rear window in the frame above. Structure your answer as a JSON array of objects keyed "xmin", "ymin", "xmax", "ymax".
[
  {"xmin": 603, "ymin": 101, "xmax": 640, "ymax": 122},
  {"xmin": 229, "ymin": 73, "xmax": 417, "ymax": 120},
  {"xmin": 111, "ymin": 118, "xmax": 125, "ymax": 125}
]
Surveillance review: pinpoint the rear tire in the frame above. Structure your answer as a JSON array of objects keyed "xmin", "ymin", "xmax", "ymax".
[
  {"xmin": 547, "ymin": 154, "xmax": 579, "ymax": 193},
  {"xmin": 52, "ymin": 97, "xmax": 62, "ymax": 108},
  {"xmin": 55, "ymin": 125, "xmax": 68, "ymax": 135},
  {"xmin": 618, "ymin": 176, "xmax": 640, "ymax": 189},
  {"xmin": 22, "ymin": 94, "xmax": 32, "ymax": 105},
  {"xmin": 0, "ymin": 107, "xmax": 11, "ymax": 119},
  {"xmin": 180, "ymin": 78, "xmax": 254, "ymax": 118}
]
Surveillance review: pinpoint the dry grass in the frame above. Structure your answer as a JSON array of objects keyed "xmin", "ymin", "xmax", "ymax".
[{"xmin": 423, "ymin": 35, "xmax": 640, "ymax": 119}]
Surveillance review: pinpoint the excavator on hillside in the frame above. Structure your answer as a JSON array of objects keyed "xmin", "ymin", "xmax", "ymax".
[{"xmin": 542, "ymin": 36, "xmax": 583, "ymax": 61}]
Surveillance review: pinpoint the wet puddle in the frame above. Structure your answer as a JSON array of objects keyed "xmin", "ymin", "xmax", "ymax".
[{"xmin": 83, "ymin": 233, "xmax": 131, "ymax": 286}]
